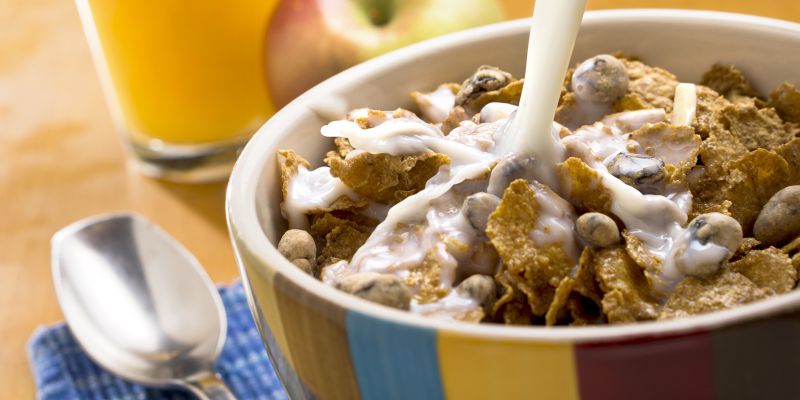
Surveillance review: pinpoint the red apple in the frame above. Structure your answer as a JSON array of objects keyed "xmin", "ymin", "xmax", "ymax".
[{"xmin": 266, "ymin": 0, "xmax": 505, "ymax": 108}]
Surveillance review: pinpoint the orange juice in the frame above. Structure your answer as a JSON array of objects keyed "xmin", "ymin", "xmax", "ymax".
[{"xmin": 78, "ymin": 0, "xmax": 277, "ymax": 145}]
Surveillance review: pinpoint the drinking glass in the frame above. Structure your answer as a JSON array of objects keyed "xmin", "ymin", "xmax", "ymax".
[{"xmin": 76, "ymin": 0, "xmax": 277, "ymax": 182}]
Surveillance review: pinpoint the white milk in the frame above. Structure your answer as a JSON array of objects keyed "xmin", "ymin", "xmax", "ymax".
[
  {"xmin": 415, "ymin": 84, "xmax": 457, "ymax": 123},
  {"xmin": 283, "ymin": 166, "xmax": 360, "ymax": 230},
  {"xmin": 480, "ymin": 102, "xmax": 518, "ymax": 123},
  {"xmin": 602, "ymin": 109, "xmax": 667, "ymax": 132},
  {"xmin": 672, "ymin": 83, "xmax": 697, "ymax": 126}
]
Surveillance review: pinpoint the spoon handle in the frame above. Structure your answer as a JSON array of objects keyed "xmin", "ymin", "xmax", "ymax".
[{"xmin": 184, "ymin": 372, "xmax": 237, "ymax": 400}]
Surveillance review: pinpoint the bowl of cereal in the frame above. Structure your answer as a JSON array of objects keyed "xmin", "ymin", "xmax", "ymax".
[{"xmin": 227, "ymin": 9, "xmax": 800, "ymax": 399}]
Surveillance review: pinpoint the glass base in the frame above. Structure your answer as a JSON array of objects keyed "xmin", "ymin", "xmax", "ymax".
[{"xmin": 128, "ymin": 137, "xmax": 248, "ymax": 183}]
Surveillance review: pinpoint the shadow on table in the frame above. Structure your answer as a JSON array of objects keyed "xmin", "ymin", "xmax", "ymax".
[{"xmin": 155, "ymin": 180, "xmax": 229, "ymax": 234}]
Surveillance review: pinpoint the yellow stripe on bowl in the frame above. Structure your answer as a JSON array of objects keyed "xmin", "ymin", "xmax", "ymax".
[{"xmin": 438, "ymin": 331, "xmax": 578, "ymax": 400}]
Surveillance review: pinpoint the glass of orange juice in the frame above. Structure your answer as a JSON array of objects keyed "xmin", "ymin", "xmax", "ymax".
[{"xmin": 76, "ymin": 0, "xmax": 277, "ymax": 182}]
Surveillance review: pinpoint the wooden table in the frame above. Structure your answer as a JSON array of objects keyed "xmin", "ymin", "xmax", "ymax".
[{"xmin": 1, "ymin": 0, "xmax": 798, "ymax": 397}]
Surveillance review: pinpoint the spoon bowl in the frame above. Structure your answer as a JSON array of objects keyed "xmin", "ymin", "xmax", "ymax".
[{"xmin": 52, "ymin": 213, "xmax": 235, "ymax": 399}]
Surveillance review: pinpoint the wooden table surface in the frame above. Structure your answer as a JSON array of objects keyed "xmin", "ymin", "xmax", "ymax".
[{"xmin": 2, "ymin": 0, "xmax": 798, "ymax": 397}]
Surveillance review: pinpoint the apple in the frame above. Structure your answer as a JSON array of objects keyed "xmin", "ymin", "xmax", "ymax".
[{"xmin": 265, "ymin": 0, "xmax": 505, "ymax": 108}]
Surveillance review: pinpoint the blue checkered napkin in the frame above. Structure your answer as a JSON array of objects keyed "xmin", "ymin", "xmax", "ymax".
[{"xmin": 28, "ymin": 282, "xmax": 288, "ymax": 400}]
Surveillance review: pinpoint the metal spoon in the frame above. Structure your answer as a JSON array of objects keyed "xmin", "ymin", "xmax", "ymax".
[{"xmin": 51, "ymin": 213, "xmax": 235, "ymax": 399}]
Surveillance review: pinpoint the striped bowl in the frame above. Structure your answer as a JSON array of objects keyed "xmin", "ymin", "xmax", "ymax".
[{"xmin": 227, "ymin": 10, "xmax": 800, "ymax": 400}]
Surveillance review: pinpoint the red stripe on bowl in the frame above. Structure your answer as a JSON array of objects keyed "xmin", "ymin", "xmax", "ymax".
[{"xmin": 575, "ymin": 331, "xmax": 714, "ymax": 400}]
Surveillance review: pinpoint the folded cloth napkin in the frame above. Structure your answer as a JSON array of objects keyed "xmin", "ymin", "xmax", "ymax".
[{"xmin": 28, "ymin": 281, "xmax": 288, "ymax": 400}]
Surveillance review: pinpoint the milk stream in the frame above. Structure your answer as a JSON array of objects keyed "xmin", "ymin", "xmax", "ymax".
[{"xmin": 498, "ymin": 0, "xmax": 587, "ymax": 172}]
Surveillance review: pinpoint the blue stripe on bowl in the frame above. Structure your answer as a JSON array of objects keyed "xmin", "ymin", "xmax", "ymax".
[{"xmin": 346, "ymin": 310, "xmax": 444, "ymax": 400}]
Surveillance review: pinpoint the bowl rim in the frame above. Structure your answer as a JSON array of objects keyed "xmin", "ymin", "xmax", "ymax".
[{"xmin": 227, "ymin": 8, "xmax": 800, "ymax": 343}]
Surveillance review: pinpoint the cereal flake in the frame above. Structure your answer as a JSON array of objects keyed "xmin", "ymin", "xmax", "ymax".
[
  {"xmin": 591, "ymin": 246, "xmax": 659, "ymax": 323},
  {"xmin": 614, "ymin": 58, "xmax": 679, "ymax": 112},
  {"xmin": 699, "ymin": 64, "xmax": 760, "ymax": 103},
  {"xmin": 659, "ymin": 270, "xmax": 770, "ymax": 320},
  {"xmin": 768, "ymin": 82, "xmax": 800, "ymax": 123},
  {"xmin": 326, "ymin": 150, "xmax": 450, "ymax": 204},
  {"xmin": 729, "ymin": 247, "xmax": 796, "ymax": 294},
  {"xmin": 487, "ymin": 179, "xmax": 576, "ymax": 316},
  {"xmin": 557, "ymin": 157, "xmax": 613, "ymax": 215}
]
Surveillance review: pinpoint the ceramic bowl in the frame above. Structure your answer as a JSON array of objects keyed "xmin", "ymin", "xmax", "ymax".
[{"xmin": 227, "ymin": 10, "xmax": 800, "ymax": 400}]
